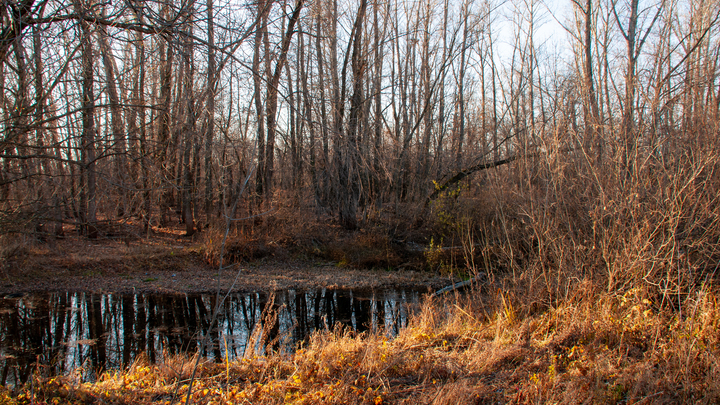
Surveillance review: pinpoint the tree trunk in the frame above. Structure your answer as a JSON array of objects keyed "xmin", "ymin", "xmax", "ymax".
[
  {"xmin": 315, "ymin": 11, "xmax": 330, "ymax": 207},
  {"xmin": 181, "ymin": 2, "xmax": 197, "ymax": 237},
  {"xmin": 74, "ymin": 0, "xmax": 98, "ymax": 238},
  {"xmin": 253, "ymin": 0, "xmax": 269, "ymax": 197},
  {"xmin": 338, "ymin": 0, "xmax": 368, "ymax": 230},
  {"xmin": 263, "ymin": 0, "xmax": 305, "ymax": 200},
  {"xmin": 204, "ymin": 0, "xmax": 217, "ymax": 223},
  {"xmin": 98, "ymin": 26, "xmax": 128, "ymax": 216}
]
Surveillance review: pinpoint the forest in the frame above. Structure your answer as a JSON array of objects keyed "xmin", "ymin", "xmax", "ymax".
[{"xmin": 2, "ymin": 0, "xmax": 720, "ymax": 402}]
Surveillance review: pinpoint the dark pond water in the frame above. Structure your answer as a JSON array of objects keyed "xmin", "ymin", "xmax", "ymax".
[{"xmin": 0, "ymin": 287, "xmax": 425, "ymax": 386}]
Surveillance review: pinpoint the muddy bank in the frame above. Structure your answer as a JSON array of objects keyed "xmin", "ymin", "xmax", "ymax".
[{"xmin": 0, "ymin": 235, "xmax": 452, "ymax": 295}]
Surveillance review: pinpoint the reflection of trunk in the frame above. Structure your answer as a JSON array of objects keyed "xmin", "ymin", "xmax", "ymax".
[
  {"xmin": 51, "ymin": 293, "xmax": 68, "ymax": 365},
  {"xmin": 210, "ymin": 295, "xmax": 223, "ymax": 359},
  {"xmin": 335, "ymin": 291, "xmax": 353, "ymax": 325},
  {"xmin": 354, "ymin": 296, "xmax": 371, "ymax": 333},
  {"xmin": 146, "ymin": 295, "xmax": 157, "ymax": 363},
  {"xmin": 376, "ymin": 295, "xmax": 385, "ymax": 331},
  {"xmin": 313, "ymin": 290, "xmax": 322, "ymax": 329},
  {"xmin": 137, "ymin": 295, "xmax": 147, "ymax": 359},
  {"xmin": 324, "ymin": 290, "xmax": 335, "ymax": 326},
  {"xmin": 195, "ymin": 295, "xmax": 209, "ymax": 329},
  {"xmin": 177, "ymin": 297, "xmax": 192, "ymax": 352},
  {"xmin": 295, "ymin": 291, "xmax": 308, "ymax": 340},
  {"xmin": 263, "ymin": 294, "xmax": 280, "ymax": 352},
  {"xmin": 88, "ymin": 295, "xmax": 106, "ymax": 369},
  {"xmin": 122, "ymin": 295, "xmax": 134, "ymax": 366},
  {"xmin": 240, "ymin": 293, "xmax": 256, "ymax": 332}
]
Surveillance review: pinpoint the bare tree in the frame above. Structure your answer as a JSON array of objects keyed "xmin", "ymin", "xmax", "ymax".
[
  {"xmin": 204, "ymin": 0, "xmax": 217, "ymax": 222},
  {"xmin": 262, "ymin": 0, "xmax": 305, "ymax": 200},
  {"xmin": 73, "ymin": 0, "xmax": 98, "ymax": 238},
  {"xmin": 337, "ymin": 0, "xmax": 368, "ymax": 230}
]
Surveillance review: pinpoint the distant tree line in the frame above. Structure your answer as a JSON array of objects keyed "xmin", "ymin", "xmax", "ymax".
[{"xmin": 1, "ymin": 0, "xmax": 719, "ymax": 236}]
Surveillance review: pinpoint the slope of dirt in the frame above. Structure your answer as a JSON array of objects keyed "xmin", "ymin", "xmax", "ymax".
[{"xmin": 0, "ymin": 227, "xmax": 452, "ymax": 295}]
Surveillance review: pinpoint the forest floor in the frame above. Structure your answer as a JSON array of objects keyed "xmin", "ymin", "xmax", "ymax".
[{"xmin": 0, "ymin": 224, "xmax": 450, "ymax": 295}]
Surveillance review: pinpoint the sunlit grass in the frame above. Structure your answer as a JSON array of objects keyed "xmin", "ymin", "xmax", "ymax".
[{"xmin": 5, "ymin": 284, "xmax": 719, "ymax": 404}]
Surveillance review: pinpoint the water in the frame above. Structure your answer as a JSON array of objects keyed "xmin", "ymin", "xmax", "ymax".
[{"xmin": 0, "ymin": 287, "xmax": 424, "ymax": 385}]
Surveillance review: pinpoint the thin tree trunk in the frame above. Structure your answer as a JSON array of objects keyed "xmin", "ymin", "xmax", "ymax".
[
  {"xmin": 98, "ymin": 26, "xmax": 127, "ymax": 216},
  {"xmin": 204, "ymin": 0, "xmax": 217, "ymax": 223},
  {"xmin": 74, "ymin": 0, "xmax": 98, "ymax": 238},
  {"xmin": 181, "ymin": 2, "xmax": 197, "ymax": 237},
  {"xmin": 253, "ymin": 0, "xmax": 269, "ymax": 197},
  {"xmin": 264, "ymin": 0, "xmax": 305, "ymax": 200},
  {"xmin": 33, "ymin": 23, "xmax": 49, "ymax": 236},
  {"xmin": 315, "ymin": 11, "xmax": 330, "ymax": 207},
  {"xmin": 372, "ymin": 0, "xmax": 385, "ymax": 201},
  {"xmin": 299, "ymin": 25, "xmax": 318, "ymax": 205},
  {"xmin": 339, "ymin": 0, "xmax": 368, "ymax": 230},
  {"xmin": 157, "ymin": 6, "xmax": 174, "ymax": 220},
  {"xmin": 456, "ymin": 1, "xmax": 469, "ymax": 170}
]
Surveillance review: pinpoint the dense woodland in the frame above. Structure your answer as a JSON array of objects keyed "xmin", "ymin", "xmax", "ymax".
[
  {"xmin": 2, "ymin": 0, "xmax": 720, "ymax": 293},
  {"xmin": 4, "ymin": 0, "xmax": 720, "ymax": 401}
]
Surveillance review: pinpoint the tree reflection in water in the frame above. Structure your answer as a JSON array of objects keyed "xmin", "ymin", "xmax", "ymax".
[{"xmin": 0, "ymin": 288, "xmax": 422, "ymax": 385}]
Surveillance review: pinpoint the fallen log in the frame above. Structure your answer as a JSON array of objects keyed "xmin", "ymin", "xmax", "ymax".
[
  {"xmin": 424, "ymin": 155, "xmax": 519, "ymax": 207},
  {"xmin": 433, "ymin": 272, "xmax": 486, "ymax": 297}
]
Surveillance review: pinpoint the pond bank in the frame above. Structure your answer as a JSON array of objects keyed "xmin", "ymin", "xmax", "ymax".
[{"xmin": 0, "ymin": 233, "xmax": 451, "ymax": 295}]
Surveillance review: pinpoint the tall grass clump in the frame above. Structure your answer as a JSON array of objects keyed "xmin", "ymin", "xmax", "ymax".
[{"xmin": 464, "ymin": 133, "xmax": 720, "ymax": 313}]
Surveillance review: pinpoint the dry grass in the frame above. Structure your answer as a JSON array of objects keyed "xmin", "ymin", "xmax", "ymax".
[{"xmin": 4, "ymin": 285, "xmax": 719, "ymax": 404}]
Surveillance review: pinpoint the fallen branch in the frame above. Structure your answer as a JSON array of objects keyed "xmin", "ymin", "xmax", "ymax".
[
  {"xmin": 433, "ymin": 273, "xmax": 486, "ymax": 297},
  {"xmin": 425, "ymin": 155, "xmax": 519, "ymax": 207}
]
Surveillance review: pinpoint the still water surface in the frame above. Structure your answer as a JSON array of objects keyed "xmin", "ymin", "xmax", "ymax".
[{"xmin": 0, "ymin": 288, "xmax": 424, "ymax": 385}]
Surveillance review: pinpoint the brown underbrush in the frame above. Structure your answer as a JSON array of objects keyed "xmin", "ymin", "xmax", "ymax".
[{"xmin": 201, "ymin": 203, "xmax": 429, "ymax": 270}]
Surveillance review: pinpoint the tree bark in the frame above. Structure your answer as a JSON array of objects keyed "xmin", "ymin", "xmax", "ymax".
[
  {"xmin": 74, "ymin": 0, "xmax": 98, "ymax": 238},
  {"xmin": 97, "ymin": 25, "xmax": 127, "ymax": 216},
  {"xmin": 263, "ymin": 0, "xmax": 305, "ymax": 200},
  {"xmin": 253, "ymin": 0, "xmax": 269, "ymax": 197},
  {"xmin": 338, "ymin": 0, "xmax": 368, "ymax": 230},
  {"xmin": 204, "ymin": 0, "xmax": 217, "ymax": 223}
]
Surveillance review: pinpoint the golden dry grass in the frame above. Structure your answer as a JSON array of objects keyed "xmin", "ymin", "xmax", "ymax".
[{"xmin": 4, "ymin": 284, "xmax": 719, "ymax": 404}]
